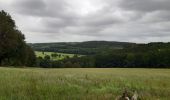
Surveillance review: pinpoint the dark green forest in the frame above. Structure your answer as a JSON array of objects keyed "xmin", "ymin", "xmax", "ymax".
[{"xmin": 1, "ymin": 10, "xmax": 170, "ymax": 68}]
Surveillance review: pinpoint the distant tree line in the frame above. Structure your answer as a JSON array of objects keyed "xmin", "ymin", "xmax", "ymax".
[
  {"xmin": 0, "ymin": 10, "xmax": 36, "ymax": 66},
  {"xmin": 29, "ymin": 41, "xmax": 134, "ymax": 55}
]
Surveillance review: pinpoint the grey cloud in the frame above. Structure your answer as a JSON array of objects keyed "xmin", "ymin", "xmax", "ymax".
[
  {"xmin": 12, "ymin": 0, "xmax": 77, "ymax": 19},
  {"xmin": 82, "ymin": 13, "xmax": 123, "ymax": 27},
  {"xmin": 1, "ymin": 0, "xmax": 170, "ymax": 43},
  {"xmin": 140, "ymin": 11, "xmax": 170, "ymax": 23},
  {"xmin": 119, "ymin": 0, "xmax": 170, "ymax": 12},
  {"xmin": 43, "ymin": 18, "xmax": 72, "ymax": 28},
  {"xmin": 38, "ymin": 6, "xmax": 123, "ymax": 35},
  {"xmin": 11, "ymin": 0, "xmax": 125, "ymax": 35},
  {"xmin": 13, "ymin": 0, "xmax": 46, "ymax": 16},
  {"xmin": 19, "ymin": 0, "xmax": 46, "ymax": 9}
]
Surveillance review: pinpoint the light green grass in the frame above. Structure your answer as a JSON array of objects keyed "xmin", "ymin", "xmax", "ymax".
[
  {"xmin": 0, "ymin": 67, "xmax": 170, "ymax": 100},
  {"xmin": 35, "ymin": 51, "xmax": 76, "ymax": 60}
]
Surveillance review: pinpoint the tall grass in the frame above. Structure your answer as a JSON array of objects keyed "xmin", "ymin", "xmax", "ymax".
[{"xmin": 0, "ymin": 67, "xmax": 169, "ymax": 100}]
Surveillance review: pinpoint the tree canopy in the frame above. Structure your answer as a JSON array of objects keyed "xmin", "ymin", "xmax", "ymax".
[{"xmin": 0, "ymin": 10, "xmax": 36, "ymax": 66}]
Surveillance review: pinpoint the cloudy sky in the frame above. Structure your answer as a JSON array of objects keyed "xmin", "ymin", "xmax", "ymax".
[{"xmin": 0, "ymin": 0, "xmax": 170, "ymax": 43}]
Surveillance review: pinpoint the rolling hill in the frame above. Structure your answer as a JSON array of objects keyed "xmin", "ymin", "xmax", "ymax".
[{"xmin": 29, "ymin": 41, "xmax": 135, "ymax": 55}]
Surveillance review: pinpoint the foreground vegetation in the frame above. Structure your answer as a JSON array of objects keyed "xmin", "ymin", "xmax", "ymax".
[{"xmin": 0, "ymin": 67, "xmax": 169, "ymax": 100}]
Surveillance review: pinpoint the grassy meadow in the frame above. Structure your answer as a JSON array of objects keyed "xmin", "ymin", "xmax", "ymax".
[
  {"xmin": 0, "ymin": 67, "xmax": 169, "ymax": 100},
  {"xmin": 35, "ymin": 51, "xmax": 77, "ymax": 60}
]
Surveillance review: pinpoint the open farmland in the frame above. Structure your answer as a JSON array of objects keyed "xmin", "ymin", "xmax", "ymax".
[
  {"xmin": 35, "ymin": 51, "xmax": 80, "ymax": 60},
  {"xmin": 0, "ymin": 67, "xmax": 169, "ymax": 100}
]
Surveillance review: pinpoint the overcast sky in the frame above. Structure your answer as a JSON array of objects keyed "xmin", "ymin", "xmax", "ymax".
[{"xmin": 0, "ymin": 0, "xmax": 170, "ymax": 43}]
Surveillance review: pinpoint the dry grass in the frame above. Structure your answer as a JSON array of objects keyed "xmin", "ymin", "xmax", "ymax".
[{"xmin": 0, "ymin": 67, "xmax": 169, "ymax": 100}]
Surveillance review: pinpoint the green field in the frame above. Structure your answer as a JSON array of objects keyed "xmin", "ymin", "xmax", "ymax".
[
  {"xmin": 35, "ymin": 51, "xmax": 77, "ymax": 60},
  {"xmin": 0, "ymin": 67, "xmax": 169, "ymax": 100}
]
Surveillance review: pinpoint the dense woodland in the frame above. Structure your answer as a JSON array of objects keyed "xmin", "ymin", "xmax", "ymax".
[{"xmin": 1, "ymin": 10, "xmax": 170, "ymax": 68}]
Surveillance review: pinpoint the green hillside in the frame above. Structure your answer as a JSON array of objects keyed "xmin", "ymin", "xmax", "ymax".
[
  {"xmin": 29, "ymin": 41, "xmax": 135, "ymax": 55},
  {"xmin": 35, "ymin": 51, "xmax": 82, "ymax": 60}
]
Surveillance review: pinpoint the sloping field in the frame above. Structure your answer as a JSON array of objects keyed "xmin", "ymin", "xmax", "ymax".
[
  {"xmin": 35, "ymin": 51, "xmax": 75, "ymax": 60},
  {"xmin": 0, "ymin": 67, "xmax": 169, "ymax": 100}
]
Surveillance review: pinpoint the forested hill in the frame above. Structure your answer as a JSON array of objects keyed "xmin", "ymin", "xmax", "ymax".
[
  {"xmin": 33, "ymin": 42, "xmax": 170, "ymax": 68},
  {"xmin": 29, "ymin": 41, "xmax": 135, "ymax": 55}
]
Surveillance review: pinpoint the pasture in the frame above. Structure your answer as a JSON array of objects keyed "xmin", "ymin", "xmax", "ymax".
[
  {"xmin": 0, "ymin": 67, "xmax": 169, "ymax": 100},
  {"xmin": 35, "ymin": 51, "xmax": 77, "ymax": 60}
]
